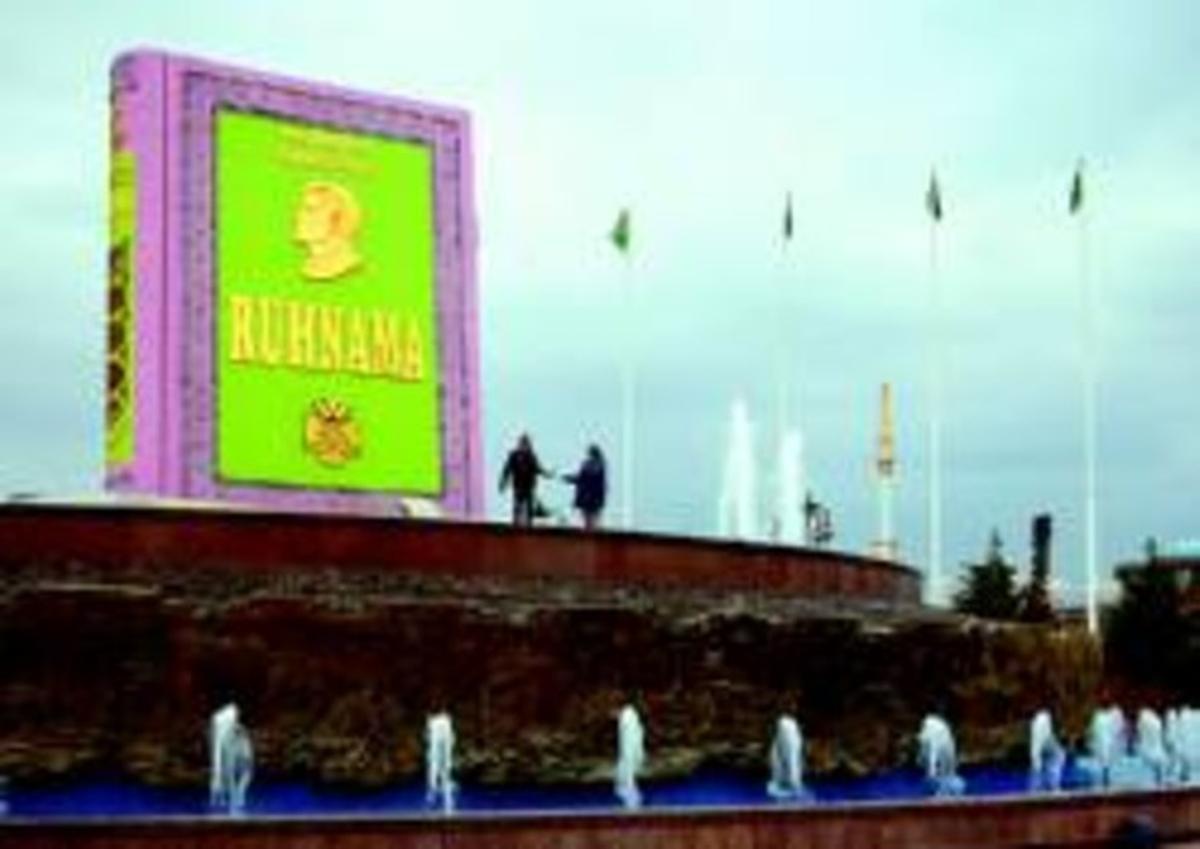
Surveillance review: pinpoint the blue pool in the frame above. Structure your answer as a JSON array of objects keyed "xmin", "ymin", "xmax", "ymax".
[{"xmin": 3, "ymin": 762, "xmax": 1103, "ymax": 819}]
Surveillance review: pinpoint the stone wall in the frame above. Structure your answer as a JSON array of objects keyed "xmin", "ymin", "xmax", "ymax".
[{"xmin": 0, "ymin": 569, "xmax": 1100, "ymax": 787}]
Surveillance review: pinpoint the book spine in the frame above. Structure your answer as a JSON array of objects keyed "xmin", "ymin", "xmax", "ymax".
[{"xmin": 105, "ymin": 51, "xmax": 169, "ymax": 495}]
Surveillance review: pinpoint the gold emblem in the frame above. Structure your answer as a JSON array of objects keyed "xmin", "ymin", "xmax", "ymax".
[
  {"xmin": 293, "ymin": 181, "xmax": 363, "ymax": 281},
  {"xmin": 304, "ymin": 398, "xmax": 362, "ymax": 466}
]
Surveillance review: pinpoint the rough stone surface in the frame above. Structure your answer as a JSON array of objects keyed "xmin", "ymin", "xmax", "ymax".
[{"xmin": 0, "ymin": 561, "xmax": 1101, "ymax": 788}]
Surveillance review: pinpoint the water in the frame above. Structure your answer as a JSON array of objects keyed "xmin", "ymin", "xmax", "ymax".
[
  {"xmin": 775, "ymin": 430, "xmax": 805, "ymax": 545},
  {"xmin": 1135, "ymin": 708, "xmax": 1168, "ymax": 787},
  {"xmin": 767, "ymin": 715, "xmax": 806, "ymax": 799},
  {"xmin": 9, "ymin": 704, "xmax": 1198, "ymax": 821},
  {"xmin": 614, "ymin": 705, "xmax": 645, "ymax": 809},
  {"xmin": 1166, "ymin": 707, "xmax": 1200, "ymax": 785},
  {"xmin": 1029, "ymin": 710, "xmax": 1065, "ymax": 792},
  {"xmin": 1076, "ymin": 705, "xmax": 1200, "ymax": 790},
  {"xmin": 425, "ymin": 713, "xmax": 455, "ymax": 812},
  {"xmin": 718, "ymin": 398, "xmax": 758, "ymax": 541},
  {"xmin": 1, "ymin": 762, "xmax": 1108, "ymax": 820},
  {"xmin": 209, "ymin": 704, "xmax": 253, "ymax": 813},
  {"xmin": 1080, "ymin": 706, "xmax": 1128, "ymax": 787},
  {"xmin": 917, "ymin": 715, "xmax": 964, "ymax": 796}
]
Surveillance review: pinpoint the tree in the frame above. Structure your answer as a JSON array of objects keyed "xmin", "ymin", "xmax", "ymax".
[
  {"xmin": 1019, "ymin": 513, "xmax": 1055, "ymax": 622},
  {"xmin": 954, "ymin": 530, "xmax": 1020, "ymax": 619},
  {"xmin": 1106, "ymin": 559, "xmax": 1195, "ymax": 700}
]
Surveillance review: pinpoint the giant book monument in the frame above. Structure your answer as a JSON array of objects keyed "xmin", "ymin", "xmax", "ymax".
[{"xmin": 105, "ymin": 50, "xmax": 482, "ymax": 516}]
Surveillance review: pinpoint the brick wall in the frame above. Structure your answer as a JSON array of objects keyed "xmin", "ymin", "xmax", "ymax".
[{"xmin": 0, "ymin": 504, "xmax": 921, "ymax": 605}]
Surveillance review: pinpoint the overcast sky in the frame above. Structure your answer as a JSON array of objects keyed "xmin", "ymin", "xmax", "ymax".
[{"xmin": 2, "ymin": 1, "xmax": 1198, "ymax": 602}]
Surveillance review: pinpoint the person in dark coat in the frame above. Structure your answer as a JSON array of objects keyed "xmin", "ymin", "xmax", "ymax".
[
  {"xmin": 562, "ymin": 443, "xmax": 607, "ymax": 530},
  {"xmin": 499, "ymin": 433, "xmax": 551, "ymax": 526}
]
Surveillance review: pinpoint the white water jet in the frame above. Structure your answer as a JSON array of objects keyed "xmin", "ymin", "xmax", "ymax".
[
  {"xmin": 917, "ymin": 715, "xmax": 963, "ymax": 796},
  {"xmin": 1082, "ymin": 706, "xmax": 1164, "ymax": 789},
  {"xmin": 766, "ymin": 715, "xmax": 806, "ymax": 799},
  {"xmin": 209, "ymin": 704, "xmax": 253, "ymax": 813},
  {"xmin": 1029, "ymin": 710, "xmax": 1066, "ymax": 792},
  {"xmin": 1085, "ymin": 706, "xmax": 1127, "ymax": 786},
  {"xmin": 1165, "ymin": 707, "xmax": 1200, "ymax": 785},
  {"xmin": 425, "ymin": 712, "xmax": 456, "ymax": 812},
  {"xmin": 718, "ymin": 398, "xmax": 758, "ymax": 541},
  {"xmin": 614, "ymin": 705, "xmax": 645, "ymax": 809},
  {"xmin": 1177, "ymin": 707, "xmax": 1200, "ymax": 785},
  {"xmin": 1135, "ymin": 708, "xmax": 1168, "ymax": 787},
  {"xmin": 1165, "ymin": 708, "xmax": 1183, "ymax": 784},
  {"xmin": 775, "ymin": 430, "xmax": 805, "ymax": 545}
]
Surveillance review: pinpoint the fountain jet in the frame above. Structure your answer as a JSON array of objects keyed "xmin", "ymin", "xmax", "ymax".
[
  {"xmin": 767, "ymin": 715, "xmax": 806, "ymax": 799},
  {"xmin": 775, "ymin": 430, "xmax": 805, "ymax": 545},
  {"xmin": 426, "ymin": 712, "xmax": 456, "ymax": 812},
  {"xmin": 1165, "ymin": 707, "xmax": 1200, "ymax": 785},
  {"xmin": 1029, "ymin": 710, "xmax": 1065, "ymax": 792},
  {"xmin": 917, "ymin": 715, "xmax": 963, "ymax": 796},
  {"xmin": 209, "ymin": 703, "xmax": 253, "ymax": 813},
  {"xmin": 1136, "ymin": 708, "xmax": 1168, "ymax": 787},
  {"xmin": 1087, "ymin": 706, "xmax": 1126, "ymax": 786},
  {"xmin": 718, "ymin": 398, "xmax": 758, "ymax": 541},
  {"xmin": 615, "ymin": 705, "xmax": 645, "ymax": 809}
]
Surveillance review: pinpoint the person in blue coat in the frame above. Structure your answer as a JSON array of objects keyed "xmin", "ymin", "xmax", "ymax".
[{"xmin": 562, "ymin": 444, "xmax": 607, "ymax": 530}]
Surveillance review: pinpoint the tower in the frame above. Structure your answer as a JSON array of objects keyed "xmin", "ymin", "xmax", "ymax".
[{"xmin": 872, "ymin": 382, "xmax": 899, "ymax": 560}]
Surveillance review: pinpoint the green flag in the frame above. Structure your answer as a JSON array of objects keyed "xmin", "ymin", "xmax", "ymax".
[
  {"xmin": 610, "ymin": 208, "xmax": 631, "ymax": 253},
  {"xmin": 783, "ymin": 192, "xmax": 794, "ymax": 241},
  {"xmin": 925, "ymin": 171, "xmax": 943, "ymax": 222},
  {"xmin": 1069, "ymin": 161, "xmax": 1084, "ymax": 215}
]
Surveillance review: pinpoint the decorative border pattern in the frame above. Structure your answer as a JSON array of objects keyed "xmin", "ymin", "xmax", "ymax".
[
  {"xmin": 104, "ymin": 56, "xmax": 140, "ymax": 489},
  {"xmin": 164, "ymin": 56, "xmax": 479, "ymax": 515}
]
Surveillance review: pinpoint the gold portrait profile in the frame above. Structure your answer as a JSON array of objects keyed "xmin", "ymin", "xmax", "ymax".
[{"xmin": 293, "ymin": 181, "xmax": 363, "ymax": 281}]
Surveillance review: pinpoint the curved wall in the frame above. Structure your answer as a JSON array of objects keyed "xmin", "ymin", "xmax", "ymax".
[
  {"xmin": 2, "ymin": 788, "xmax": 1200, "ymax": 849},
  {"xmin": 0, "ymin": 504, "xmax": 920, "ymax": 605}
]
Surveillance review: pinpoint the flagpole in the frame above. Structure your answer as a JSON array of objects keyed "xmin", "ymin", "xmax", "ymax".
[
  {"xmin": 1077, "ymin": 166, "xmax": 1099, "ymax": 635},
  {"xmin": 608, "ymin": 208, "xmax": 636, "ymax": 531},
  {"xmin": 621, "ymin": 248, "xmax": 635, "ymax": 531},
  {"xmin": 927, "ymin": 182, "xmax": 944, "ymax": 606},
  {"xmin": 773, "ymin": 206, "xmax": 789, "ymax": 542}
]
